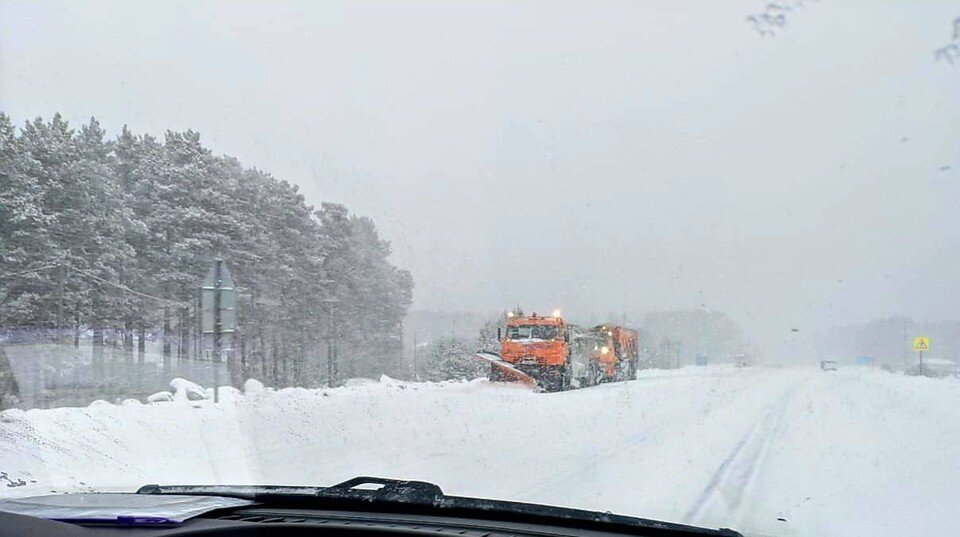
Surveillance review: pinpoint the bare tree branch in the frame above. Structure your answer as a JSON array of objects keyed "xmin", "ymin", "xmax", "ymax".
[
  {"xmin": 745, "ymin": 1, "xmax": 818, "ymax": 37},
  {"xmin": 934, "ymin": 17, "xmax": 960, "ymax": 64}
]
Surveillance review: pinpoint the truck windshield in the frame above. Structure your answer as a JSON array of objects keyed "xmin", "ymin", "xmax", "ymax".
[{"xmin": 508, "ymin": 325, "xmax": 559, "ymax": 341}]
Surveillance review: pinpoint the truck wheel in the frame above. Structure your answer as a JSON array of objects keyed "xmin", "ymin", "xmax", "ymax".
[
  {"xmin": 588, "ymin": 363, "xmax": 601, "ymax": 386},
  {"xmin": 490, "ymin": 364, "xmax": 503, "ymax": 382},
  {"xmin": 542, "ymin": 367, "xmax": 565, "ymax": 392},
  {"xmin": 561, "ymin": 364, "xmax": 572, "ymax": 391}
]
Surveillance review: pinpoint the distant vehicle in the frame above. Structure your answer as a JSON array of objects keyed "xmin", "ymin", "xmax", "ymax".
[{"xmin": 820, "ymin": 360, "xmax": 839, "ymax": 371}]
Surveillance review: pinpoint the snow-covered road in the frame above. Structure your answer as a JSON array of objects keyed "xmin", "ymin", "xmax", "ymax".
[{"xmin": 2, "ymin": 365, "xmax": 958, "ymax": 536}]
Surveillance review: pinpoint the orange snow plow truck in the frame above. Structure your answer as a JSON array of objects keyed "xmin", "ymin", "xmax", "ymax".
[{"xmin": 489, "ymin": 312, "xmax": 639, "ymax": 392}]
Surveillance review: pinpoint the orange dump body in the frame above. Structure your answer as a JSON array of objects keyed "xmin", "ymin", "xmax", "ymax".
[
  {"xmin": 614, "ymin": 327, "xmax": 639, "ymax": 360},
  {"xmin": 501, "ymin": 315, "xmax": 568, "ymax": 367},
  {"xmin": 593, "ymin": 325, "xmax": 640, "ymax": 379}
]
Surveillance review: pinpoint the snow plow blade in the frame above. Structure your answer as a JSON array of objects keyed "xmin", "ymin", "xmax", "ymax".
[{"xmin": 474, "ymin": 352, "xmax": 539, "ymax": 389}]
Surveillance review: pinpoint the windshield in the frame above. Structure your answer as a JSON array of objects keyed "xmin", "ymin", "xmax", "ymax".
[
  {"xmin": 507, "ymin": 325, "xmax": 560, "ymax": 341},
  {"xmin": 1, "ymin": 3, "xmax": 958, "ymax": 537}
]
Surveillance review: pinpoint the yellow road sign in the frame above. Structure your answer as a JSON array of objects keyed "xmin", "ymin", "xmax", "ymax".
[{"xmin": 913, "ymin": 336, "xmax": 929, "ymax": 352}]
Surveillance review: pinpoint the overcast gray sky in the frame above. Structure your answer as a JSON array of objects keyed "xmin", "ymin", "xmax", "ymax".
[{"xmin": 2, "ymin": 1, "xmax": 958, "ymax": 360}]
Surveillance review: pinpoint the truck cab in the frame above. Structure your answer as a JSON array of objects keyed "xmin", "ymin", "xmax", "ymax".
[{"xmin": 500, "ymin": 314, "xmax": 570, "ymax": 391}]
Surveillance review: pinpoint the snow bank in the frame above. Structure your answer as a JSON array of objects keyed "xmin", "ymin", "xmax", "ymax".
[
  {"xmin": 169, "ymin": 378, "xmax": 208, "ymax": 402},
  {"xmin": 1, "ymin": 367, "xmax": 958, "ymax": 537},
  {"xmin": 344, "ymin": 377, "xmax": 377, "ymax": 387},
  {"xmin": 242, "ymin": 379, "xmax": 265, "ymax": 394},
  {"xmin": 204, "ymin": 386, "xmax": 242, "ymax": 402},
  {"xmin": 146, "ymin": 391, "xmax": 173, "ymax": 403}
]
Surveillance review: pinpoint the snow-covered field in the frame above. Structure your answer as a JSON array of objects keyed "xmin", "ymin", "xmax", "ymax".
[{"xmin": 2, "ymin": 365, "xmax": 958, "ymax": 537}]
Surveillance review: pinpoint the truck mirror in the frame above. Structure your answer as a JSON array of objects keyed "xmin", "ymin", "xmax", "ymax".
[{"xmin": 497, "ymin": 327, "xmax": 502, "ymax": 342}]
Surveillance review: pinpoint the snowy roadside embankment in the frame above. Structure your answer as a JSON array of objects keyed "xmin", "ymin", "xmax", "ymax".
[
  {"xmin": 0, "ymin": 365, "xmax": 767, "ymax": 503},
  {"xmin": 1, "ymin": 366, "xmax": 958, "ymax": 537}
]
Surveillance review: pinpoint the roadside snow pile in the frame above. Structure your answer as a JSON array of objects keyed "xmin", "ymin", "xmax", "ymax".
[
  {"xmin": 0, "ymin": 367, "xmax": 958, "ymax": 537},
  {"xmin": 147, "ymin": 378, "xmax": 248, "ymax": 403},
  {"xmin": 242, "ymin": 379, "xmax": 265, "ymax": 394},
  {"xmin": 204, "ymin": 386, "xmax": 242, "ymax": 402},
  {"xmin": 344, "ymin": 377, "xmax": 377, "ymax": 387},
  {"xmin": 169, "ymin": 378, "xmax": 208, "ymax": 401},
  {"xmin": 146, "ymin": 391, "xmax": 173, "ymax": 403},
  {"xmin": 378, "ymin": 375, "xmax": 404, "ymax": 387}
]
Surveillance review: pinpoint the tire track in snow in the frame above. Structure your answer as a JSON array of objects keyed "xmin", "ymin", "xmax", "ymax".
[
  {"xmin": 506, "ymin": 383, "xmax": 663, "ymax": 501},
  {"xmin": 511, "ymin": 428, "xmax": 653, "ymax": 501},
  {"xmin": 684, "ymin": 384, "xmax": 795, "ymax": 526},
  {"xmin": 512, "ymin": 370, "xmax": 770, "ymax": 504}
]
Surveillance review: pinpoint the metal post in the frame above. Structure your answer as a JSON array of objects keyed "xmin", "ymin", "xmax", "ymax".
[
  {"xmin": 326, "ymin": 337, "xmax": 333, "ymax": 385},
  {"xmin": 919, "ymin": 350, "xmax": 924, "ymax": 377},
  {"xmin": 331, "ymin": 300, "xmax": 338, "ymax": 384},
  {"xmin": 213, "ymin": 259, "xmax": 222, "ymax": 403},
  {"xmin": 162, "ymin": 305, "xmax": 171, "ymax": 369},
  {"xmin": 902, "ymin": 321, "xmax": 908, "ymax": 372},
  {"xmin": 194, "ymin": 289, "xmax": 200, "ymax": 361},
  {"xmin": 325, "ymin": 299, "xmax": 337, "ymax": 386},
  {"xmin": 56, "ymin": 262, "xmax": 64, "ymax": 343},
  {"xmin": 316, "ymin": 279, "xmax": 336, "ymax": 386},
  {"xmin": 412, "ymin": 332, "xmax": 418, "ymax": 381},
  {"xmin": 327, "ymin": 301, "xmax": 333, "ymax": 385}
]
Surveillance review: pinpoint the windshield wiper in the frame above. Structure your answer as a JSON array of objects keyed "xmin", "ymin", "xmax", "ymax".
[
  {"xmin": 137, "ymin": 476, "xmax": 742, "ymax": 537},
  {"xmin": 138, "ymin": 477, "xmax": 441, "ymax": 505}
]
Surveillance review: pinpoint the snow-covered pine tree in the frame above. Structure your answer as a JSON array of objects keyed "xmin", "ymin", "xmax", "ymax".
[
  {"xmin": 1, "ymin": 114, "xmax": 415, "ymax": 395},
  {"xmin": 421, "ymin": 337, "xmax": 485, "ymax": 382}
]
